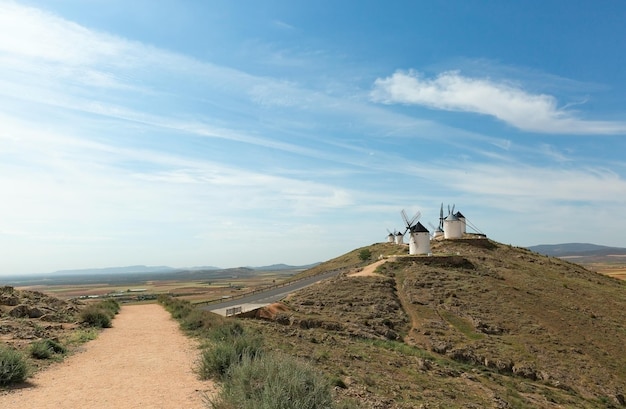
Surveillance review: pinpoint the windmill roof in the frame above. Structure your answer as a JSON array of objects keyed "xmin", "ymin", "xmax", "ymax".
[
  {"xmin": 454, "ymin": 211, "xmax": 465, "ymax": 218},
  {"xmin": 411, "ymin": 221, "xmax": 429, "ymax": 233},
  {"xmin": 395, "ymin": 232, "xmax": 403, "ymax": 235},
  {"xmin": 445, "ymin": 213, "xmax": 460, "ymax": 221}
]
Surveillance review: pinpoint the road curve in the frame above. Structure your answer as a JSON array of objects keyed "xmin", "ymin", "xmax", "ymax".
[{"xmin": 200, "ymin": 269, "xmax": 341, "ymax": 313}]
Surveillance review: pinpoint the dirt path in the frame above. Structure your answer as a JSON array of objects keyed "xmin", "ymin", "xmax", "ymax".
[
  {"xmin": 347, "ymin": 258, "xmax": 394, "ymax": 277},
  {"xmin": 0, "ymin": 304, "xmax": 215, "ymax": 409}
]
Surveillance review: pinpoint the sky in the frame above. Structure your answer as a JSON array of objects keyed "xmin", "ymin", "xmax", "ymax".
[{"xmin": 1, "ymin": 0, "xmax": 626, "ymax": 275}]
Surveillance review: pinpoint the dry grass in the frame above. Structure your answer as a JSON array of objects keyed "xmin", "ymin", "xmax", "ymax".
[{"xmin": 245, "ymin": 239, "xmax": 626, "ymax": 408}]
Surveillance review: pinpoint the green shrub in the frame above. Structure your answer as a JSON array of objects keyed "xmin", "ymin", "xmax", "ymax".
[
  {"xmin": 358, "ymin": 249, "xmax": 372, "ymax": 261},
  {"xmin": 159, "ymin": 296, "xmax": 194, "ymax": 320},
  {"xmin": 80, "ymin": 305, "xmax": 112, "ymax": 328},
  {"xmin": 181, "ymin": 309, "xmax": 224, "ymax": 332},
  {"xmin": 0, "ymin": 347, "xmax": 29, "ymax": 386},
  {"xmin": 100, "ymin": 298, "xmax": 120, "ymax": 315},
  {"xmin": 210, "ymin": 352, "xmax": 334, "ymax": 409},
  {"xmin": 207, "ymin": 321, "xmax": 245, "ymax": 342},
  {"xmin": 30, "ymin": 338, "xmax": 67, "ymax": 359},
  {"xmin": 198, "ymin": 334, "xmax": 263, "ymax": 380}
]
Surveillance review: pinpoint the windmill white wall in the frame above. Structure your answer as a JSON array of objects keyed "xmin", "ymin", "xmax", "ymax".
[
  {"xmin": 455, "ymin": 211, "xmax": 467, "ymax": 234},
  {"xmin": 395, "ymin": 232, "xmax": 404, "ymax": 244},
  {"xmin": 443, "ymin": 213, "xmax": 463, "ymax": 239},
  {"xmin": 387, "ymin": 233, "xmax": 395, "ymax": 243},
  {"xmin": 432, "ymin": 227, "xmax": 444, "ymax": 239},
  {"xmin": 409, "ymin": 222, "xmax": 431, "ymax": 254}
]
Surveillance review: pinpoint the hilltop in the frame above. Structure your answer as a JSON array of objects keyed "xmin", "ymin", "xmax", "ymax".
[{"xmin": 246, "ymin": 238, "xmax": 626, "ymax": 408}]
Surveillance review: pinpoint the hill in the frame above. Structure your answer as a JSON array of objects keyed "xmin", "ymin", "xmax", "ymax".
[
  {"xmin": 245, "ymin": 239, "xmax": 626, "ymax": 408},
  {"xmin": 528, "ymin": 243, "xmax": 626, "ymax": 257}
]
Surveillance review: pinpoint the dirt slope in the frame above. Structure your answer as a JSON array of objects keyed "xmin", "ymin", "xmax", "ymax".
[
  {"xmin": 249, "ymin": 239, "xmax": 626, "ymax": 408},
  {"xmin": 0, "ymin": 304, "xmax": 215, "ymax": 409}
]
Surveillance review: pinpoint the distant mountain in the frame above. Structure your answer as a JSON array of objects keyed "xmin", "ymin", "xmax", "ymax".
[
  {"xmin": 51, "ymin": 265, "xmax": 179, "ymax": 275},
  {"xmin": 252, "ymin": 263, "xmax": 320, "ymax": 271},
  {"xmin": 528, "ymin": 243, "xmax": 626, "ymax": 257},
  {"xmin": 49, "ymin": 263, "xmax": 316, "ymax": 276}
]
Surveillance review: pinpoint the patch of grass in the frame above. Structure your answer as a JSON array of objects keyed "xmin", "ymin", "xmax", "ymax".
[
  {"xmin": 100, "ymin": 298, "xmax": 121, "ymax": 315},
  {"xmin": 80, "ymin": 299, "xmax": 121, "ymax": 328},
  {"xmin": 158, "ymin": 294, "xmax": 194, "ymax": 320},
  {"xmin": 210, "ymin": 352, "xmax": 334, "ymax": 409},
  {"xmin": 439, "ymin": 310, "xmax": 485, "ymax": 340},
  {"xmin": 198, "ymin": 331, "xmax": 263, "ymax": 380},
  {"xmin": 66, "ymin": 328, "xmax": 98, "ymax": 345},
  {"xmin": 30, "ymin": 338, "xmax": 67, "ymax": 360},
  {"xmin": 364, "ymin": 338, "xmax": 432, "ymax": 358},
  {"xmin": 0, "ymin": 346, "xmax": 29, "ymax": 386},
  {"xmin": 207, "ymin": 321, "xmax": 245, "ymax": 342},
  {"xmin": 80, "ymin": 304, "xmax": 112, "ymax": 328},
  {"xmin": 181, "ymin": 308, "xmax": 225, "ymax": 333}
]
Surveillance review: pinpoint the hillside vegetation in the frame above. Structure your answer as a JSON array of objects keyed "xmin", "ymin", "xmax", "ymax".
[{"xmin": 246, "ymin": 238, "xmax": 626, "ymax": 408}]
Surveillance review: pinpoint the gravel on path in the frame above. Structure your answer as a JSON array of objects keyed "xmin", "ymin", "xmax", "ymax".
[{"xmin": 0, "ymin": 304, "xmax": 215, "ymax": 409}]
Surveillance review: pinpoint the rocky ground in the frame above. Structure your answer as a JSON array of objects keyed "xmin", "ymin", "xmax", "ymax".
[
  {"xmin": 245, "ymin": 239, "xmax": 626, "ymax": 408},
  {"xmin": 0, "ymin": 286, "xmax": 83, "ymax": 357}
]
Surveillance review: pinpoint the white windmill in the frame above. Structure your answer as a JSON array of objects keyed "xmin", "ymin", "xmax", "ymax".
[
  {"xmin": 394, "ymin": 230, "xmax": 404, "ymax": 245},
  {"xmin": 428, "ymin": 203, "xmax": 445, "ymax": 239},
  {"xmin": 454, "ymin": 211, "xmax": 467, "ymax": 234},
  {"xmin": 443, "ymin": 204, "xmax": 463, "ymax": 239},
  {"xmin": 386, "ymin": 229, "xmax": 395, "ymax": 243},
  {"xmin": 401, "ymin": 209, "xmax": 431, "ymax": 255}
]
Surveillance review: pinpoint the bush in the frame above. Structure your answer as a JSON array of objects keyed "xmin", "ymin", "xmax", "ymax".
[
  {"xmin": 80, "ymin": 305, "xmax": 112, "ymax": 328},
  {"xmin": 358, "ymin": 249, "xmax": 372, "ymax": 261},
  {"xmin": 181, "ymin": 309, "xmax": 224, "ymax": 333},
  {"xmin": 158, "ymin": 295, "xmax": 194, "ymax": 320},
  {"xmin": 210, "ymin": 352, "xmax": 334, "ymax": 409},
  {"xmin": 208, "ymin": 321, "xmax": 245, "ymax": 342},
  {"xmin": 198, "ymin": 333, "xmax": 263, "ymax": 380},
  {"xmin": 100, "ymin": 298, "xmax": 120, "ymax": 315},
  {"xmin": 0, "ymin": 347, "xmax": 29, "ymax": 386},
  {"xmin": 30, "ymin": 339, "xmax": 67, "ymax": 359}
]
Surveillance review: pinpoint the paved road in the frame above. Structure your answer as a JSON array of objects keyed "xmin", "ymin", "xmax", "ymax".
[{"xmin": 200, "ymin": 269, "xmax": 341, "ymax": 314}]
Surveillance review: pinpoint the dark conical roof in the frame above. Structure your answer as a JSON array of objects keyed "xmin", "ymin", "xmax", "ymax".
[
  {"xmin": 411, "ymin": 221, "xmax": 429, "ymax": 233},
  {"xmin": 454, "ymin": 211, "xmax": 465, "ymax": 218}
]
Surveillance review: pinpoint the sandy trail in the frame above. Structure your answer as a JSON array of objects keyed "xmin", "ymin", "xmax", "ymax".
[
  {"xmin": 0, "ymin": 304, "xmax": 215, "ymax": 409},
  {"xmin": 348, "ymin": 257, "xmax": 395, "ymax": 277}
]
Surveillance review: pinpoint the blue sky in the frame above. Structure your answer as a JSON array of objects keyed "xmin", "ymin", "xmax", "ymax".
[{"xmin": 1, "ymin": 0, "xmax": 625, "ymax": 275}]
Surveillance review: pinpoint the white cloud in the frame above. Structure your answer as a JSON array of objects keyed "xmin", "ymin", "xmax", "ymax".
[{"xmin": 371, "ymin": 70, "xmax": 626, "ymax": 134}]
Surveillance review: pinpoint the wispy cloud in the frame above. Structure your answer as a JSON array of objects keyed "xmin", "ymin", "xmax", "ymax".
[
  {"xmin": 371, "ymin": 70, "xmax": 626, "ymax": 134},
  {"xmin": 273, "ymin": 20, "xmax": 295, "ymax": 30}
]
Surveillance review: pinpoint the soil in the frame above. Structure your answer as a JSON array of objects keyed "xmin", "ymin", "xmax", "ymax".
[
  {"xmin": 0, "ymin": 304, "xmax": 215, "ymax": 409},
  {"xmin": 347, "ymin": 258, "xmax": 389, "ymax": 277}
]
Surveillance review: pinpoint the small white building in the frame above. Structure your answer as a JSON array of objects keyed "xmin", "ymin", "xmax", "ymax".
[
  {"xmin": 443, "ymin": 213, "xmax": 463, "ymax": 239},
  {"xmin": 395, "ymin": 231, "xmax": 404, "ymax": 245},
  {"xmin": 408, "ymin": 222, "xmax": 431, "ymax": 255},
  {"xmin": 387, "ymin": 233, "xmax": 395, "ymax": 243}
]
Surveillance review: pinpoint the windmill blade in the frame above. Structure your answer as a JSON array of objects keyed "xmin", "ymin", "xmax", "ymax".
[
  {"xmin": 401, "ymin": 209, "xmax": 410, "ymax": 227},
  {"xmin": 447, "ymin": 204, "xmax": 451, "ymax": 215},
  {"xmin": 440, "ymin": 203, "xmax": 444, "ymax": 219},
  {"xmin": 386, "ymin": 228, "xmax": 392, "ymax": 234},
  {"xmin": 428, "ymin": 222, "xmax": 437, "ymax": 231},
  {"xmin": 451, "ymin": 204, "xmax": 456, "ymax": 214},
  {"xmin": 408, "ymin": 211, "xmax": 421, "ymax": 227}
]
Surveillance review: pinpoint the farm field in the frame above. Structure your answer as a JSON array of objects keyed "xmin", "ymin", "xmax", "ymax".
[
  {"xmin": 564, "ymin": 255, "xmax": 626, "ymax": 281},
  {"xmin": 15, "ymin": 271, "xmax": 295, "ymax": 303},
  {"xmin": 584, "ymin": 263, "xmax": 626, "ymax": 280}
]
